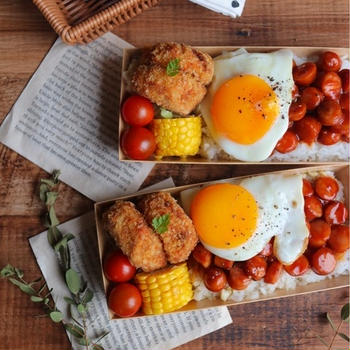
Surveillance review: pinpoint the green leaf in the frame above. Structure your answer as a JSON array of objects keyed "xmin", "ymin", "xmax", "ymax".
[
  {"xmin": 64, "ymin": 323, "xmax": 84, "ymax": 339},
  {"xmin": 54, "ymin": 234, "xmax": 75, "ymax": 252},
  {"xmin": 326, "ymin": 312, "xmax": 336, "ymax": 331},
  {"xmin": 49, "ymin": 311, "xmax": 63, "ymax": 323},
  {"xmin": 49, "ymin": 206, "xmax": 59, "ymax": 227},
  {"xmin": 82, "ymin": 288, "xmax": 94, "ymax": 304},
  {"xmin": 30, "ymin": 295, "xmax": 44, "ymax": 302},
  {"xmin": 160, "ymin": 108, "xmax": 173, "ymax": 119},
  {"xmin": 77, "ymin": 304, "xmax": 86, "ymax": 314},
  {"xmin": 341, "ymin": 303, "xmax": 349, "ymax": 321},
  {"xmin": 64, "ymin": 297, "xmax": 76, "ymax": 305},
  {"xmin": 0, "ymin": 264, "xmax": 15, "ymax": 277},
  {"xmin": 166, "ymin": 58, "xmax": 180, "ymax": 76},
  {"xmin": 337, "ymin": 332, "xmax": 350, "ymax": 342},
  {"xmin": 316, "ymin": 334, "xmax": 329, "ymax": 348},
  {"xmin": 52, "ymin": 170, "xmax": 61, "ymax": 184},
  {"xmin": 46, "ymin": 191, "xmax": 58, "ymax": 206},
  {"xmin": 59, "ymin": 245, "xmax": 71, "ymax": 271},
  {"xmin": 65, "ymin": 269, "xmax": 81, "ymax": 295},
  {"xmin": 78, "ymin": 338, "xmax": 90, "ymax": 346},
  {"xmin": 40, "ymin": 179, "xmax": 55, "ymax": 188},
  {"xmin": 44, "ymin": 298, "xmax": 50, "ymax": 304},
  {"xmin": 9, "ymin": 278, "xmax": 36, "ymax": 295},
  {"xmin": 14, "ymin": 268, "xmax": 24, "ymax": 279},
  {"xmin": 47, "ymin": 226, "xmax": 63, "ymax": 247},
  {"xmin": 40, "ymin": 183, "xmax": 49, "ymax": 202},
  {"xmin": 152, "ymin": 214, "xmax": 170, "ymax": 234},
  {"xmin": 92, "ymin": 344, "xmax": 105, "ymax": 350}
]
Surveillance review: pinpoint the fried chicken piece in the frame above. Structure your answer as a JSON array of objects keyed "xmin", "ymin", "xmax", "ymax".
[
  {"xmin": 138, "ymin": 192, "xmax": 198, "ymax": 264},
  {"xmin": 103, "ymin": 201, "xmax": 167, "ymax": 272},
  {"xmin": 131, "ymin": 42, "xmax": 214, "ymax": 116}
]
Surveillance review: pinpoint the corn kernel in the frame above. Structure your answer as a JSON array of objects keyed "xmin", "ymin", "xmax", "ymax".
[
  {"xmin": 135, "ymin": 263, "xmax": 193, "ymax": 315},
  {"xmin": 151, "ymin": 117, "xmax": 202, "ymax": 158}
]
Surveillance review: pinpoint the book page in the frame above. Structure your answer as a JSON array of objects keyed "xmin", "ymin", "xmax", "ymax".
[
  {"xmin": 29, "ymin": 179, "xmax": 232, "ymax": 350},
  {"xmin": 0, "ymin": 33, "xmax": 153, "ymax": 201}
]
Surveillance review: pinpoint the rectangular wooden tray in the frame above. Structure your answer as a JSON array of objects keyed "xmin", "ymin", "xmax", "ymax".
[
  {"xmin": 94, "ymin": 164, "xmax": 349, "ymax": 320},
  {"xmin": 118, "ymin": 46, "xmax": 349, "ymax": 164}
]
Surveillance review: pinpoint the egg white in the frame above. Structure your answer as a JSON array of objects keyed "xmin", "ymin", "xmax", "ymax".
[
  {"xmin": 181, "ymin": 174, "xmax": 309, "ymax": 264},
  {"xmin": 198, "ymin": 49, "xmax": 294, "ymax": 162}
]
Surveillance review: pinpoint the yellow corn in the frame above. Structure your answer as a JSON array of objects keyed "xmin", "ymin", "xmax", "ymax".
[
  {"xmin": 151, "ymin": 117, "xmax": 202, "ymax": 159},
  {"xmin": 135, "ymin": 263, "xmax": 193, "ymax": 315}
]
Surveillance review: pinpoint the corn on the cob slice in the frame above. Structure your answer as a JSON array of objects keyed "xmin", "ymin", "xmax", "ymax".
[
  {"xmin": 151, "ymin": 117, "xmax": 201, "ymax": 159},
  {"xmin": 135, "ymin": 263, "xmax": 193, "ymax": 315}
]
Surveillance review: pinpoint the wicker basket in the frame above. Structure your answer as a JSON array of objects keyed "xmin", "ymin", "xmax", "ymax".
[{"xmin": 33, "ymin": 0, "xmax": 160, "ymax": 45}]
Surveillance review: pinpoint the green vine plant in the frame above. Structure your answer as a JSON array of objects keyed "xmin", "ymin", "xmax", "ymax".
[
  {"xmin": 317, "ymin": 303, "xmax": 349, "ymax": 350},
  {"xmin": 1, "ymin": 170, "xmax": 109, "ymax": 350}
]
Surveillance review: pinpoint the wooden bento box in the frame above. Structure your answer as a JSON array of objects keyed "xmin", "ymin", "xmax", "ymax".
[
  {"xmin": 94, "ymin": 164, "xmax": 349, "ymax": 320},
  {"xmin": 118, "ymin": 46, "xmax": 349, "ymax": 164}
]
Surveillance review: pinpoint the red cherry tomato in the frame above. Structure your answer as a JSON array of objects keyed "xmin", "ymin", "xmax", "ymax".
[
  {"xmin": 228, "ymin": 265, "xmax": 251, "ymax": 290},
  {"xmin": 311, "ymin": 247, "xmax": 336, "ymax": 275},
  {"xmin": 284, "ymin": 255, "xmax": 309, "ymax": 276},
  {"xmin": 303, "ymin": 179, "xmax": 314, "ymax": 197},
  {"xmin": 121, "ymin": 127, "xmax": 156, "ymax": 160},
  {"xmin": 324, "ymin": 201, "xmax": 348, "ymax": 225},
  {"xmin": 328, "ymin": 225, "xmax": 350, "ymax": 253},
  {"xmin": 122, "ymin": 95, "xmax": 154, "ymax": 126},
  {"xmin": 244, "ymin": 256, "xmax": 267, "ymax": 281},
  {"xmin": 108, "ymin": 283, "xmax": 142, "ymax": 317},
  {"xmin": 314, "ymin": 176, "xmax": 339, "ymax": 200},
  {"xmin": 338, "ymin": 69, "xmax": 350, "ymax": 93},
  {"xmin": 318, "ymin": 51, "xmax": 342, "ymax": 72},
  {"xmin": 264, "ymin": 261, "xmax": 283, "ymax": 284},
  {"xmin": 204, "ymin": 267, "xmax": 227, "ymax": 292},
  {"xmin": 309, "ymin": 219, "xmax": 331, "ymax": 248},
  {"xmin": 214, "ymin": 256, "xmax": 234, "ymax": 270},
  {"xmin": 104, "ymin": 250, "xmax": 136, "ymax": 282}
]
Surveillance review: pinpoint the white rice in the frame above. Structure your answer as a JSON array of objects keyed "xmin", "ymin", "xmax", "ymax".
[{"xmin": 190, "ymin": 171, "xmax": 349, "ymax": 302}]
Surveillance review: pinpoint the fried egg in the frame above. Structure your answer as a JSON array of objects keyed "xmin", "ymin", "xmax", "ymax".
[
  {"xmin": 198, "ymin": 49, "xmax": 294, "ymax": 161},
  {"xmin": 180, "ymin": 174, "xmax": 309, "ymax": 264}
]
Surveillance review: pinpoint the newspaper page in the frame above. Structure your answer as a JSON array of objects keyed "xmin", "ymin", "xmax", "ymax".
[
  {"xmin": 29, "ymin": 178, "xmax": 232, "ymax": 350},
  {"xmin": 0, "ymin": 33, "xmax": 153, "ymax": 201}
]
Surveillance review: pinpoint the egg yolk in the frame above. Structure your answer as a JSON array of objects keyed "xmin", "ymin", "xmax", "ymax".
[
  {"xmin": 211, "ymin": 74, "xmax": 280, "ymax": 144},
  {"xmin": 190, "ymin": 183, "xmax": 258, "ymax": 249}
]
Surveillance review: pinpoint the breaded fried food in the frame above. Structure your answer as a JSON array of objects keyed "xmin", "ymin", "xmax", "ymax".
[
  {"xmin": 103, "ymin": 201, "xmax": 167, "ymax": 272},
  {"xmin": 131, "ymin": 42, "xmax": 214, "ymax": 116},
  {"xmin": 138, "ymin": 192, "xmax": 198, "ymax": 264}
]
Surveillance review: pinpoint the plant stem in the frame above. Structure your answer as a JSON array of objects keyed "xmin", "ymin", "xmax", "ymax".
[
  {"xmin": 328, "ymin": 319, "xmax": 344, "ymax": 350},
  {"xmin": 82, "ymin": 312, "xmax": 89, "ymax": 350}
]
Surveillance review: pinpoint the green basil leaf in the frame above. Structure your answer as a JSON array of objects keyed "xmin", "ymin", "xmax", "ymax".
[
  {"xmin": 166, "ymin": 58, "xmax": 180, "ymax": 76},
  {"xmin": 49, "ymin": 311, "xmax": 63, "ymax": 323},
  {"xmin": 338, "ymin": 332, "xmax": 350, "ymax": 342},
  {"xmin": 326, "ymin": 312, "xmax": 336, "ymax": 331},
  {"xmin": 64, "ymin": 323, "xmax": 84, "ymax": 339},
  {"xmin": 30, "ymin": 296, "xmax": 44, "ymax": 303},
  {"xmin": 152, "ymin": 214, "xmax": 170, "ymax": 234},
  {"xmin": 78, "ymin": 338, "xmax": 90, "ymax": 346},
  {"xmin": 82, "ymin": 288, "xmax": 94, "ymax": 304},
  {"xmin": 160, "ymin": 108, "xmax": 173, "ymax": 119},
  {"xmin": 49, "ymin": 206, "xmax": 59, "ymax": 227},
  {"xmin": 47, "ymin": 226, "xmax": 63, "ymax": 247},
  {"xmin": 9, "ymin": 278, "xmax": 36, "ymax": 295},
  {"xmin": 341, "ymin": 303, "xmax": 349, "ymax": 321},
  {"xmin": 65, "ymin": 269, "xmax": 81, "ymax": 295},
  {"xmin": 46, "ymin": 191, "xmax": 58, "ymax": 206},
  {"xmin": 40, "ymin": 178, "xmax": 55, "ymax": 188},
  {"xmin": 44, "ymin": 298, "xmax": 50, "ymax": 305},
  {"xmin": 0, "ymin": 264, "xmax": 15, "ymax": 277}
]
